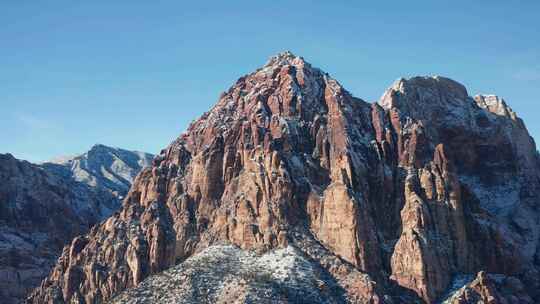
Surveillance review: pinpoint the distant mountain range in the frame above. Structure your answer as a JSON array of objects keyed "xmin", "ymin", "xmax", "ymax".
[
  {"xmin": 0, "ymin": 145, "xmax": 153, "ymax": 303},
  {"xmin": 42, "ymin": 144, "xmax": 154, "ymax": 200}
]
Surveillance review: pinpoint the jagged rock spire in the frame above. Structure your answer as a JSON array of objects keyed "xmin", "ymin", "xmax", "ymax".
[{"xmin": 264, "ymin": 50, "xmax": 301, "ymax": 66}]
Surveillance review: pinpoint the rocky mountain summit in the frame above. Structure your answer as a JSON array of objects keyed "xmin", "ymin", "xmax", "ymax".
[
  {"xmin": 28, "ymin": 52, "xmax": 540, "ymax": 304},
  {"xmin": 42, "ymin": 144, "xmax": 154, "ymax": 200},
  {"xmin": 0, "ymin": 146, "xmax": 152, "ymax": 303}
]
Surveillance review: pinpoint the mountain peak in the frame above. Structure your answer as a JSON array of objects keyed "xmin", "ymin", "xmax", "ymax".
[
  {"xmin": 89, "ymin": 143, "xmax": 114, "ymax": 153},
  {"xmin": 43, "ymin": 144, "xmax": 154, "ymax": 194},
  {"xmin": 379, "ymin": 76, "xmax": 526, "ymax": 132},
  {"xmin": 29, "ymin": 56, "xmax": 540, "ymax": 304},
  {"xmin": 474, "ymin": 94, "xmax": 519, "ymax": 120},
  {"xmin": 264, "ymin": 50, "xmax": 302, "ymax": 66},
  {"xmin": 378, "ymin": 75, "xmax": 475, "ymax": 132},
  {"xmin": 180, "ymin": 52, "xmax": 351, "ymax": 155},
  {"xmin": 380, "ymin": 75, "xmax": 469, "ymax": 110}
]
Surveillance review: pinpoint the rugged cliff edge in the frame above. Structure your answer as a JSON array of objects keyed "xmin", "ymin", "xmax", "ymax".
[{"xmin": 28, "ymin": 52, "xmax": 540, "ymax": 303}]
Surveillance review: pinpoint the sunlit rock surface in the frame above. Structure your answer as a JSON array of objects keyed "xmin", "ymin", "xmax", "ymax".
[{"xmin": 28, "ymin": 53, "xmax": 540, "ymax": 304}]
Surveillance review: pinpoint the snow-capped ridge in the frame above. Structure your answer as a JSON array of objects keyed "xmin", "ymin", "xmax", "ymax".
[
  {"xmin": 43, "ymin": 144, "xmax": 154, "ymax": 195},
  {"xmin": 264, "ymin": 50, "xmax": 304, "ymax": 68},
  {"xmin": 474, "ymin": 94, "xmax": 519, "ymax": 121}
]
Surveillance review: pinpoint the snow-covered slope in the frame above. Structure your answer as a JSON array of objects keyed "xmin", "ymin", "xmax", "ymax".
[
  {"xmin": 111, "ymin": 245, "xmax": 341, "ymax": 304},
  {"xmin": 42, "ymin": 144, "xmax": 154, "ymax": 199}
]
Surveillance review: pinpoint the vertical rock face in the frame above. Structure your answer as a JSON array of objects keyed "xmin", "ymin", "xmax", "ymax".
[
  {"xmin": 378, "ymin": 77, "xmax": 540, "ymax": 303},
  {"xmin": 28, "ymin": 53, "xmax": 540, "ymax": 304}
]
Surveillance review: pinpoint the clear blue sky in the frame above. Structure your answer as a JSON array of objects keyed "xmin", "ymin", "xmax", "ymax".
[{"xmin": 2, "ymin": 1, "xmax": 539, "ymax": 162}]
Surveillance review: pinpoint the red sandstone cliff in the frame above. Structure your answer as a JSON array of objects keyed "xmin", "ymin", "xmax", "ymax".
[{"xmin": 28, "ymin": 52, "xmax": 540, "ymax": 303}]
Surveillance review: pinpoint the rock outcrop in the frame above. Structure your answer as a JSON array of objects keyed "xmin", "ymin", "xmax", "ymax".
[
  {"xmin": 0, "ymin": 145, "xmax": 152, "ymax": 304},
  {"xmin": 441, "ymin": 271, "xmax": 534, "ymax": 303},
  {"xmin": 28, "ymin": 53, "xmax": 540, "ymax": 304},
  {"xmin": 378, "ymin": 77, "xmax": 540, "ymax": 302}
]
